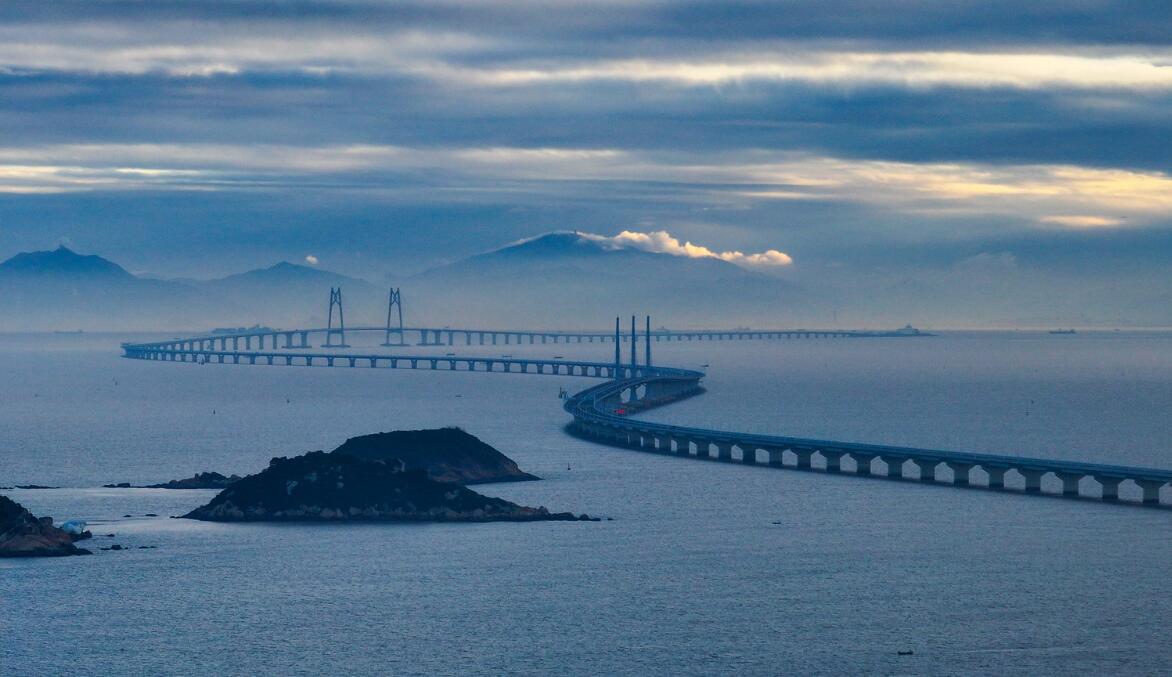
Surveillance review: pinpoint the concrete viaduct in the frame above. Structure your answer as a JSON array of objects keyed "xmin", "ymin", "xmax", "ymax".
[{"xmin": 122, "ymin": 327, "xmax": 1169, "ymax": 508}]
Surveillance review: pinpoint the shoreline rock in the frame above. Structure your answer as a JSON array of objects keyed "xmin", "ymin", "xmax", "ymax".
[
  {"xmin": 1, "ymin": 495, "xmax": 91, "ymax": 557},
  {"xmin": 183, "ymin": 451, "xmax": 591, "ymax": 524}
]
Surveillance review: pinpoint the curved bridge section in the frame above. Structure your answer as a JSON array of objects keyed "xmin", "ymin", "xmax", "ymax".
[
  {"xmin": 564, "ymin": 375, "xmax": 1172, "ymax": 507},
  {"xmin": 123, "ymin": 332, "xmax": 1170, "ymax": 508}
]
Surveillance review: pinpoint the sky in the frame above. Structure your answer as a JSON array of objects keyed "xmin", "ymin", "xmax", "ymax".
[{"xmin": 0, "ymin": 1, "xmax": 1169, "ymax": 325}]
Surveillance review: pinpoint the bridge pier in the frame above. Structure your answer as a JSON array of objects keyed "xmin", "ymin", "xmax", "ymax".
[
  {"xmin": 1097, "ymin": 476, "xmax": 1122, "ymax": 501},
  {"xmin": 946, "ymin": 462, "xmax": 974, "ymax": 486},
  {"xmin": 882, "ymin": 456, "xmax": 907, "ymax": 479},
  {"xmin": 1056, "ymin": 472, "xmax": 1084, "ymax": 497},
  {"xmin": 794, "ymin": 448, "xmax": 814, "ymax": 469},
  {"xmin": 986, "ymin": 466, "xmax": 1008, "ymax": 489},
  {"xmin": 740, "ymin": 446, "xmax": 757, "ymax": 464},
  {"xmin": 1136, "ymin": 480, "xmax": 1165, "ymax": 505},
  {"xmin": 1020, "ymin": 468, "xmax": 1045, "ymax": 493},
  {"xmin": 766, "ymin": 447, "xmax": 785, "ymax": 466},
  {"xmin": 915, "ymin": 459, "xmax": 938, "ymax": 482},
  {"xmin": 852, "ymin": 452, "xmax": 877, "ymax": 475},
  {"xmin": 821, "ymin": 450, "xmax": 844, "ymax": 473}
]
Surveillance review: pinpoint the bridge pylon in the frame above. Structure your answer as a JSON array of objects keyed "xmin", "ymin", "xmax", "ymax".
[
  {"xmin": 381, "ymin": 287, "xmax": 405, "ymax": 346},
  {"xmin": 630, "ymin": 315, "xmax": 637, "ymax": 372},
  {"xmin": 324, "ymin": 287, "xmax": 350, "ymax": 348},
  {"xmin": 614, "ymin": 317, "xmax": 621, "ymax": 379},
  {"xmin": 645, "ymin": 315, "xmax": 651, "ymax": 367}
]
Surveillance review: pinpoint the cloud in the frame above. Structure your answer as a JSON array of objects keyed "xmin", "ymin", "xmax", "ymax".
[
  {"xmin": 441, "ymin": 51, "xmax": 1172, "ymax": 92},
  {"xmin": 587, "ymin": 229, "xmax": 793, "ymax": 269},
  {"xmin": 1, "ymin": 144, "xmax": 1170, "ymax": 233},
  {"xmin": 304, "ymin": 254, "xmax": 319, "ymax": 266},
  {"xmin": 1039, "ymin": 215, "xmax": 1125, "ymax": 229},
  {"xmin": 955, "ymin": 251, "xmax": 1018, "ymax": 271}
]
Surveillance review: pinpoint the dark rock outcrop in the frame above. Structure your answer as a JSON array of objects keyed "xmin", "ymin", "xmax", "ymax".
[
  {"xmin": 148, "ymin": 472, "xmax": 241, "ymax": 489},
  {"xmin": 331, "ymin": 428, "xmax": 539, "ymax": 484},
  {"xmin": 182, "ymin": 451, "xmax": 588, "ymax": 523},
  {"xmin": 0, "ymin": 495, "xmax": 91, "ymax": 557},
  {"xmin": 103, "ymin": 472, "xmax": 241, "ymax": 489}
]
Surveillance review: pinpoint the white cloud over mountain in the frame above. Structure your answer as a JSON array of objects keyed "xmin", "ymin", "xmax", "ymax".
[{"xmin": 583, "ymin": 229, "xmax": 793, "ymax": 269}]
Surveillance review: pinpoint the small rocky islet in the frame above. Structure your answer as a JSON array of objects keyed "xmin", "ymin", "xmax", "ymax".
[
  {"xmin": 103, "ymin": 471, "xmax": 241, "ymax": 490},
  {"xmin": 105, "ymin": 428, "xmax": 537, "ymax": 489},
  {"xmin": 0, "ymin": 495, "xmax": 91, "ymax": 557},
  {"xmin": 183, "ymin": 449, "xmax": 590, "ymax": 523}
]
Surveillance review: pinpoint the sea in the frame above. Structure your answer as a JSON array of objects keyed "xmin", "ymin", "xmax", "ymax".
[{"xmin": 2, "ymin": 330, "xmax": 1170, "ymax": 676}]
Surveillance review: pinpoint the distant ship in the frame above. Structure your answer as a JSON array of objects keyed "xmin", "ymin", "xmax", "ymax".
[
  {"xmin": 851, "ymin": 324, "xmax": 934, "ymax": 337},
  {"xmin": 891, "ymin": 324, "xmax": 929, "ymax": 336},
  {"xmin": 848, "ymin": 323, "xmax": 937, "ymax": 334},
  {"xmin": 1048, "ymin": 329, "xmax": 1077, "ymax": 335},
  {"xmin": 52, "ymin": 329, "xmax": 84, "ymax": 334},
  {"xmin": 210, "ymin": 325, "xmax": 276, "ymax": 334}
]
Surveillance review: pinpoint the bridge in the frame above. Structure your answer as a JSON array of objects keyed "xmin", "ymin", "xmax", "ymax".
[
  {"xmin": 122, "ymin": 321, "xmax": 1169, "ymax": 509},
  {"xmin": 149, "ymin": 324, "xmax": 919, "ymax": 354}
]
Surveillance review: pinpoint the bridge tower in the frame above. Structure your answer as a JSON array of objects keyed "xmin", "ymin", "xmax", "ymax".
[
  {"xmin": 324, "ymin": 287, "xmax": 350, "ymax": 348},
  {"xmin": 381, "ymin": 287, "xmax": 405, "ymax": 346},
  {"xmin": 630, "ymin": 315, "xmax": 637, "ymax": 372},
  {"xmin": 645, "ymin": 315, "xmax": 651, "ymax": 367},
  {"xmin": 614, "ymin": 317, "xmax": 621, "ymax": 379}
]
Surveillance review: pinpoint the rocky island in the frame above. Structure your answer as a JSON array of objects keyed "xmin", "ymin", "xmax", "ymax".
[
  {"xmin": 183, "ymin": 450, "xmax": 588, "ymax": 523},
  {"xmin": 104, "ymin": 428, "xmax": 535, "ymax": 489},
  {"xmin": 1, "ymin": 495, "xmax": 91, "ymax": 557},
  {"xmin": 331, "ymin": 427, "xmax": 539, "ymax": 484}
]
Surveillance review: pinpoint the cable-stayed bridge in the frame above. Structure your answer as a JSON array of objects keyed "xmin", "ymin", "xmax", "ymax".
[{"xmin": 120, "ymin": 291, "xmax": 1168, "ymax": 509}]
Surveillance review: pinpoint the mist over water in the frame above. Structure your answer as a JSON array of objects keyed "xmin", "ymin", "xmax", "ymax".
[{"xmin": 2, "ymin": 332, "xmax": 1171, "ymax": 675}]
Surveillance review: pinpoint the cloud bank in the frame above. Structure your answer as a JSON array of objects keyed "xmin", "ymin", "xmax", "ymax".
[
  {"xmin": 587, "ymin": 230, "xmax": 793, "ymax": 269},
  {"xmin": 0, "ymin": 0, "xmax": 1169, "ymax": 323}
]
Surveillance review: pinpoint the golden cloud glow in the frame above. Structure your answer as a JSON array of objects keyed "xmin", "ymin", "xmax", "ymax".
[
  {"xmin": 1039, "ymin": 215, "xmax": 1125, "ymax": 228},
  {"xmin": 0, "ymin": 144, "xmax": 1169, "ymax": 231},
  {"xmin": 437, "ymin": 51, "xmax": 1172, "ymax": 91}
]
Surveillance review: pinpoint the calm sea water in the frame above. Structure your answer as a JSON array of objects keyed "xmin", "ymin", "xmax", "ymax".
[{"xmin": 2, "ymin": 331, "xmax": 1171, "ymax": 676}]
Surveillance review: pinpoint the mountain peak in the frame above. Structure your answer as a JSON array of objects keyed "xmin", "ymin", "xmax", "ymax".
[
  {"xmin": 486, "ymin": 231, "xmax": 607, "ymax": 258},
  {"xmin": 0, "ymin": 246, "xmax": 133, "ymax": 279}
]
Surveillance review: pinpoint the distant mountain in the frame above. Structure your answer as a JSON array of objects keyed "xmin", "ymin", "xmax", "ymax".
[
  {"xmin": 0, "ymin": 247, "xmax": 228, "ymax": 331},
  {"xmin": 196, "ymin": 261, "xmax": 383, "ymax": 326},
  {"xmin": 0, "ymin": 248, "xmax": 383, "ymax": 331},
  {"xmin": 407, "ymin": 231, "xmax": 795, "ymax": 327},
  {"xmin": 209, "ymin": 261, "xmax": 368, "ymax": 290},
  {"xmin": 0, "ymin": 246, "xmax": 135, "ymax": 280},
  {"xmin": 0, "ymin": 236, "xmax": 798, "ymax": 331}
]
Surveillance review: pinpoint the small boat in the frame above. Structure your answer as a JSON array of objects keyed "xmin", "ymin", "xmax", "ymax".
[
  {"xmin": 553, "ymin": 355, "xmax": 564, "ymax": 359},
  {"xmin": 1048, "ymin": 329, "xmax": 1076, "ymax": 335}
]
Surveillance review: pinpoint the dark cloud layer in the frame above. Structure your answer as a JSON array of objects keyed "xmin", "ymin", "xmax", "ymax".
[{"xmin": 0, "ymin": 0, "xmax": 1169, "ymax": 325}]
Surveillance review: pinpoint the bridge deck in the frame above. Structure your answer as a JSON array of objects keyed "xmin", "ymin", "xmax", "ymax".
[{"xmin": 122, "ymin": 336, "xmax": 1170, "ymax": 507}]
